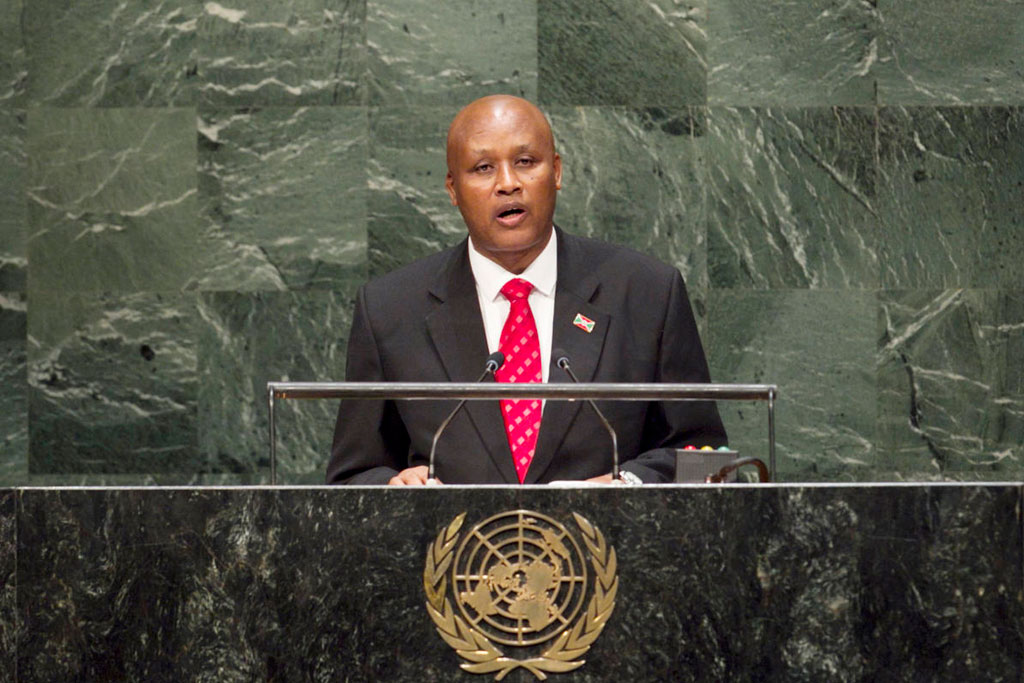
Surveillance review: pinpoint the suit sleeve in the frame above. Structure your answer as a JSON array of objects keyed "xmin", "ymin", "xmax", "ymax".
[
  {"xmin": 620, "ymin": 270, "xmax": 728, "ymax": 483},
  {"xmin": 325, "ymin": 285, "xmax": 410, "ymax": 484}
]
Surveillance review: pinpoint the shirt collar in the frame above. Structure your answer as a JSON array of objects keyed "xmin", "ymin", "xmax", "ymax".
[{"xmin": 467, "ymin": 229, "xmax": 558, "ymax": 302}]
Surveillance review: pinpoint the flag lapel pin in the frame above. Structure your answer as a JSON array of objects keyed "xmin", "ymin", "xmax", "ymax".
[{"xmin": 572, "ymin": 313, "xmax": 596, "ymax": 333}]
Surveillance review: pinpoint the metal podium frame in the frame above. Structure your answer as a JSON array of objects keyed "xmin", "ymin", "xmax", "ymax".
[{"xmin": 266, "ymin": 382, "xmax": 778, "ymax": 485}]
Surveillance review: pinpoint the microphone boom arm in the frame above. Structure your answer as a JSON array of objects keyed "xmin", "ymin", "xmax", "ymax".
[
  {"xmin": 556, "ymin": 354, "xmax": 621, "ymax": 481},
  {"xmin": 427, "ymin": 352, "xmax": 504, "ymax": 481}
]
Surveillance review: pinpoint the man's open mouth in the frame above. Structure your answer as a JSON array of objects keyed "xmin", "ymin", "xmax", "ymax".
[{"xmin": 495, "ymin": 204, "xmax": 528, "ymax": 227}]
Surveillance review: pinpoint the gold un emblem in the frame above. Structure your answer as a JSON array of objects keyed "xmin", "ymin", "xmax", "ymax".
[{"xmin": 424, "ymin": 510, "xmax": 618, "ymax": 680}]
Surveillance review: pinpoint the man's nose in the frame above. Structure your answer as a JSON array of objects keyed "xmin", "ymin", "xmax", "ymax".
[{"xmin": 495, "ymin": 162, "xmax": 522, "ymax": 194}]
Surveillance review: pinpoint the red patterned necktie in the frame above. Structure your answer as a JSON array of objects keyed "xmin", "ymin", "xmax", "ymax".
[{"xmin": 495, "ymin": 278, "xmax": 542, "ymax": 483}]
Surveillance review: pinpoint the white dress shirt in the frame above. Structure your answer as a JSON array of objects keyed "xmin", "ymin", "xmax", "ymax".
[{"xmin": 467, "ymin": 230, "xmax": 557, "ymax": 384}]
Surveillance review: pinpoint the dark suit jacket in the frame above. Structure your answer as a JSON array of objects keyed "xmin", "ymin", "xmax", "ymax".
[{"xmin": 327, "ymin": 227, "xmax": 726, "ymax": 484}]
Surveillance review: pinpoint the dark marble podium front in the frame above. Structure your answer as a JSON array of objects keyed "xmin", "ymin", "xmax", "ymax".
[{"xmin": 2, "ymin": 484, "xmax": 1022, "ymax": 682}]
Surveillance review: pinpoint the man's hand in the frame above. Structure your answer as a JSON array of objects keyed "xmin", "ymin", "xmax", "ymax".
[
  {"xmin": 388, "ymin": 466, "xmax": 440, "ymax": 486},
  {"xmin": 585, "ymin": 473, "xmax": 614, "ymax": 484}
]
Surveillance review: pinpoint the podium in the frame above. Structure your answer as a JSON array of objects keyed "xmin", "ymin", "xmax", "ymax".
[
  {"xmin": 267, "ymin": 380, "xmax": 780, "ymax": 483},
  {"xmin": 4, "ymin": 484, "xmax": 1022, "ymax": 680}
]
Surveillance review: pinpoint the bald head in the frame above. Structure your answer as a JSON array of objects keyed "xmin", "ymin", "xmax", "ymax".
[
  {"xmin": 446, "ymin": 95, "xmax": 556, "ymax": 172},
  {"xmin": 443, "ymin": 95, "xmax": 563, "ymax": 273}
]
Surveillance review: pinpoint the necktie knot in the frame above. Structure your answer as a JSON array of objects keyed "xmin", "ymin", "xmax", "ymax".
[{"xmin": 501, "ymin": 278, "xmax": 533, "ymax": 302}]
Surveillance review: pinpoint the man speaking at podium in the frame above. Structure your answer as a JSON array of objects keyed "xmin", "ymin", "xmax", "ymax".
[{"xmin": 327, "ymin": 95, "xmax": 726, "ymax": 485}]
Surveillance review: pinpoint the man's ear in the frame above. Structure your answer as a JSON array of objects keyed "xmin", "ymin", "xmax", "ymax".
[
  {"xmin": 553, "ymin": 153, "xmax": 562, "ymax": 191},
  {"xmin": 445, "ymin": 172, "xmax": 458, "ymax": 206}
]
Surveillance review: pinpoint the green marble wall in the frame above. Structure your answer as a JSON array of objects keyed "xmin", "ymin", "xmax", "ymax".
[{"xmin": 1, "ymin": 0, "xmax": 1021, "ymax": 484}]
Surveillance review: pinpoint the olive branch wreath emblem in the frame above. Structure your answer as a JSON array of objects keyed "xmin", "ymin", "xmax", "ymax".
[{"xmin": 423, "ymin": 511, "xmax": 618, "ymax": 680}]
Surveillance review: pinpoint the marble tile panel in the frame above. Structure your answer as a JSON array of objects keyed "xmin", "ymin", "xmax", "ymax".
[
  {"xmin": 27, "ymin": 291, "xmax": 198, "ymax": 474},
  {"xmin": 797, "ymin": 485, "xmax": 1023, "ymax": 680},
  {"xmin": 13, "ymin": 487, "xmax": 455, "ymax": 680},
  {"xmin": 0, "ymin": 108, "xmax": 26, "ymax": 291},
  {"xmin": 13, "ymin": 486, "xmax": 1024, "ymax": 680},
  {"xmin": 0, "ymin": 0, "xmax": 25, "ymax": 107},
  {"xmin": 538, "ymin": 0, "xmax": 706, "ymax": 106},
  {"xmin": 367, "ymin": 106, "xmax": 465, "ymax": 276},
  {"xmin": 23, "ymin": 0, "xmax": 198, "ymax": 107},
  {"xmin": 629, "ymin": 485, "xmax": 1021, "ymax": 680},
  {"xmin": 197, "ymin": 0, "xmax": 365, "ymax": 107},
  {"xmin": 27, "ymin": 108, "xmax": 199, "ymax": 294},
  {"xmin": 877, "ymin": 106, "xmax": 1024, "ymax": 289},
  {"xmin": 0, "ymin": 294, "xmax": 27, "ymax": 485},
  {"xmin": 707, "ymin": 0, "xmax": 880, "ymax": 106},
  {"xmin": 197, "ymin": 290, "xmax": 356, "ymax": 482},
  {"xmin": 877, "ymin": 289, "xmax": 1024, "ymax": 480},
  {"xmin": 707, "ymin": 107, "xmax": 879, "ymax": 289},
  {"xmin": 875, "ymin": 0, "xmax": 1024, "ymax": 105},
  {"xmin": 0, "ymin": 490, "xmax": 12, "ymax": 680},
  {"xmin": 367, "ymin": 0, "xmax": 536, "ymax": 106},
  {"xmin": 549, "ymin": 107, "xmax": 708, "ymax": 291},
  {"xmin": 708, "ymin": 290, "xmax": 876, "ymax": 481},
  {"xmin": 196, "ymin": 106, "xmax": 367, "ymax": 291}
]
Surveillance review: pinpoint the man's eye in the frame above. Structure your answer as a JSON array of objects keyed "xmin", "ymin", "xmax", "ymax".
[
  {"xmin": 516, "ymin": 158, "xmax": 535, "ymax": 166},
  {"xmin": 474, "ymin": 164, "xmax": 492, "ymax": 172}
]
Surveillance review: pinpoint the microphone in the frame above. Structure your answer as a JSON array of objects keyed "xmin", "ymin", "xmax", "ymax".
[
  {"xmin": 552, "ymin": 349, "xmax": 622, "ymax": 482},
  {"xmin": 427, "ymin": 351, "xmax": 505, "ymax": 482}
]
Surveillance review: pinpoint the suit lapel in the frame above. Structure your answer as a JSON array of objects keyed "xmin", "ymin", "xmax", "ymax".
[
  {"xmin": 525, "ymin": 230, "xmax": 611, "ymax": 483},
  {"xmin": 425, "ymin": 244, "xmax": 519, "ymax": 483}
]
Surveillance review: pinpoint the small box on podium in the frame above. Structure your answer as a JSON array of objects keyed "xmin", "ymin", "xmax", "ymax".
[{"xmin": 675, "ymin": 448, "xmax": 742, "ymax": 482}]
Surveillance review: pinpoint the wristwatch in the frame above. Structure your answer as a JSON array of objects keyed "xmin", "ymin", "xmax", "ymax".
[{"xmin": 617, "ymin": 470, "xmax": 643, "ymax": 486}]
